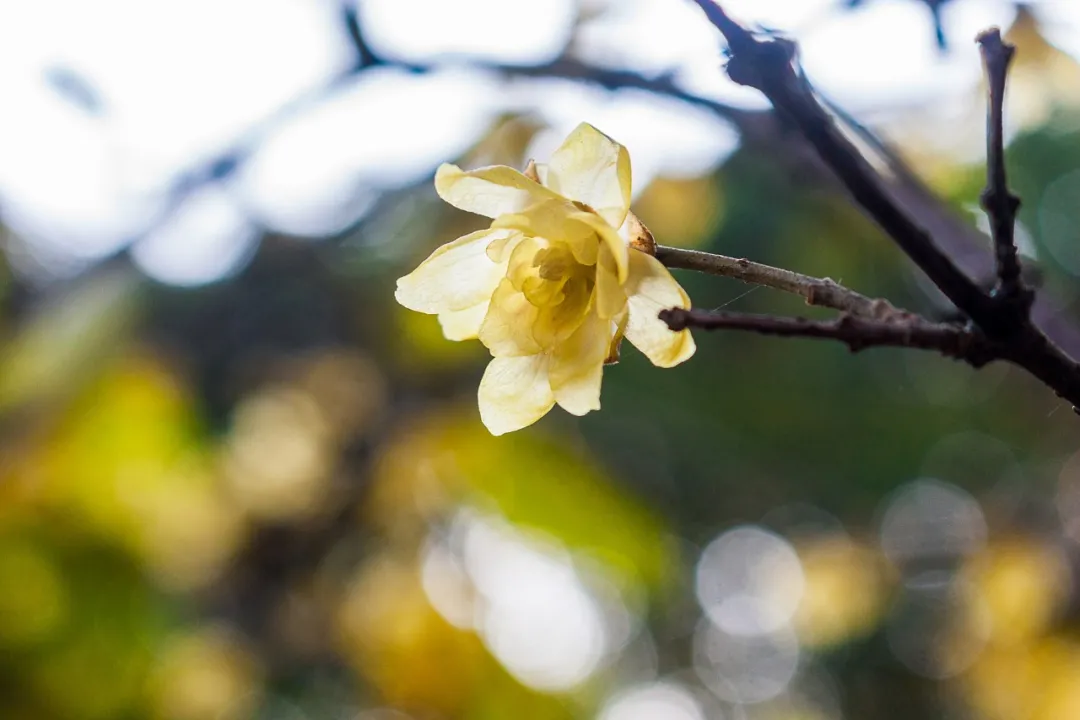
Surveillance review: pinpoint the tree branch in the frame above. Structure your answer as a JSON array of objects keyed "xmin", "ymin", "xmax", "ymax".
[
  {"xmin": 655, "ymin": 245, "xmax": 904, "ymax": 319},
  {"xmin": 817, "ymin": 74, "xmax": 1080, "ymax": 359},
  {"xmin": 688, "ymin": 0, "xmax": 998, "ymax": 330},
  {"xmin": 660, "ymin": 308, "xmax": 996, "ymax": 364},
  {"xmin": 977, "ymin": 27, "xmax": 1028, "ymax": 308},
  {"xmin": 683, "ymin": 1, "xmax": 1080, "ymax": 410}
]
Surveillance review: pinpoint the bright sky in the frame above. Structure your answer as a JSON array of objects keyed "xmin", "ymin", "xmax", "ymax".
[{"xmin": 0, "ymin": 0, "xmax": 1076, "ymax": 285}]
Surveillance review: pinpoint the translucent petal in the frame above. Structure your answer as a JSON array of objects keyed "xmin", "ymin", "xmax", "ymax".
[
  {"xmin": 479, "ymin": 278, "xmax": 543, "ymax": 357},
  {"xmin": 605, "ymin": 308, "xmax": 630, "ymax": 364},
  {"xmin": 624, "ymin": 250, "xmax": 696, "ymax": 368},
  {"xmin": 486, "ymin": 232, "xmax": 522, "ymax": 263},
  {"xmin": 522, "ymin": 273, "xmax": 567, "ymax": 308},
  {"xmin": 395, "ymin": 228, "xmax": 516, "ymax": 314},
  {"xmin": 493, "ymin": 199, "xmax": 600, "ymax": 266},
  {"xmin": 574, "ymin": 210, "xmax": 629, "ymax": 283},
  {"xmin": 550, "ymin": 308, "xmax": 610, "ymax": 416},
  {"xmin": 546, "ymin": 123, "xmax": 632, "ymax": 229},
  {"xmin": 595, "ymin": 245, "xmax": 628, "ymax": 320},
  {"xmin": 478, "ymin": 354, "xmax": 556, "ymax": 436},
  {"xmin": 531, "ymin": 276, "xmax": 591, "ymax": 350},
  {"xmin": 435, "ymin": 163, "xmax": 560, "ymax": 219},
  {"xmin": 438, "ymin": 302, "xmax": 489, "ymax": 341},
  {"xmin": 506, "ymin": 236, "xmax": 547, "ymax": 292}
]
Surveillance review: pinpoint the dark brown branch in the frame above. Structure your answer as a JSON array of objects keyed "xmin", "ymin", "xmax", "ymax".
[
  {"xmin": 817, "ymin": 91, "xmax": 1080, "ymax": 359},
  {"xmin": 685, "ymin": 1, "xmax": 1080, "ymax": 410},
  {"xmin": 656, "ymin": 245, "xmax": 904, "ymax": 319},
  {"xmin": 977, "ymin": 27, "xmax": 1028, "ymax": 309},
  {"xmin": 660, "ymin": 308, "xmax": 996, "ymax": 364},
  {"xmin": 502, "ymin": 58, "xmax": 757, "ymax": 128},
  {"xmin": 688, "ymin": 0, "xmax": 998, "ymax": 330}
]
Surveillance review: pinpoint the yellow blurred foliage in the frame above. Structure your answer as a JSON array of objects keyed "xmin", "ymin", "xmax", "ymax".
[
  {"xmin": 464, "ymin": 114, "xmax": 545, "ymax": 170},
  {"xmin": 222, "ymin": 385, "xmax": 335, "ymax": 523},
  {"xmin": 966, "ymin": 638, "xmax": 1080, "ymax": 720},
  {"xmin": 292, "ymin": 349, "xmax": 387, "ymax": 441},
  {"xmin": 960, "ymin": 538, "xmax": 1080, "ymax": 720},
  {"xmin": 128, "ymin": 462, "xmax": 247, "ymax": 591},
  {"xmin": 147, "ymin": 625, "xmax": 263, "ymax": 720},
  {"xmin": 395, "ymin": 304, "xmax": 486, "ymax": 373},
  {"xmin": 0, "ymin": 537, "xmax": 67, "ymax": 647},
  {"xmin": 793, "ymin": 536, "xmax": 891, "ymax": 649},
  {"xmin": 0, "ymin": 269, "xmax": 142, "ymax": 414},
  {"xmin": 1005, "ymin": 7, "xmax": 1080, "ymax": 131},
  {"xmin": 959, "ymin": 538, "xmax": 1070, "ymax": 648},
  {"xmin": 222, "ymin": 348, "xmax": 387, "ymax": 524},
  {"xmin": 2, "ymin": 352, "xmax": 246, "ymax": 590},
  {"xmin": 368, "ymin": 406, "xmax": 675, "ymax": 592},
  {"xmin": 337, "ymin": 553, "xmax": 485, "ymax": 715},
  {"xmin": 632, "ymin": 175, "xmax": 725, "ymax": 249}
]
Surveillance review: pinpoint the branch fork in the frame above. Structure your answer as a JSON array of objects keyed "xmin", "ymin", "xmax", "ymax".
[{"xmin": 656, "ymin": 3, "xmax": 1080, "ymax": 409}]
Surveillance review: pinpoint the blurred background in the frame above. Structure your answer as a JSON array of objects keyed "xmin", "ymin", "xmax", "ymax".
[{"xmin": 3, "ymin": 1, "xmax": 1080, "ymax": 718}]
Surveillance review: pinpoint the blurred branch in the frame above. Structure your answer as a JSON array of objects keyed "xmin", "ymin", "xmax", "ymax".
[
  {"xmin": 977, "ymin": 28, "xmax": 1027, "ymax": 307},
  {"xmin": 660, "ymin": 307, "xmax": 995, "ymax": 363},
  {"xmin": 336, "ymin": 2, "xmax": 754, "ymax": 125},
  {"xmin": 679, "ymin": 1, "xmax": 1080, "ymax": 409},
  {"xmin": 121, "ymin": 4, "xmax": 756, "ymax": 254},
  {"xmin": 500, "ymin": 59, "xmax": 756, "ymax": 126},
  {"xmin": 656, "ymin": 245, "xmax": 904, "ymax": 319},
  {"xmin": 342, "ymin": 2, "xmax": 379, "ymax": 68}
]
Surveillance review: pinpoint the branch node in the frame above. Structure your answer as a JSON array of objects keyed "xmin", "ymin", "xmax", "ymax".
[
  {"xmin": 658, "ymin": 306, "xmax": 996, "ymax": 366},
  {"xmin": 659, "ymin": 307, "xmax": 690, "ymax": 332}
]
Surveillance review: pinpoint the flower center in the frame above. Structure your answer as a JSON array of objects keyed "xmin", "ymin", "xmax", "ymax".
[{"xmin": 519, "ymin": 244, "xmax": 594, "ymax": 311}]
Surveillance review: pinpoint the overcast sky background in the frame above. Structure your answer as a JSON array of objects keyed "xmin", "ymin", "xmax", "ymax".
[{"xmin": 0, "ymin": 0, "xmax": 1076, "ymax": 286}]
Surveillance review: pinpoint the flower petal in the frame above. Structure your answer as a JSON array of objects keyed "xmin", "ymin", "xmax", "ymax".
[
  {"xmin": 530, "ymin": 276, "xmax": 591, "ymax": 349},
  {"xmin": 605, "ymin": 308, "xmax": 630, "ymax": 364},
  {"xmin": 438, "ymin": 302, "xmax": 489, "ymax": 341},
  {"xmin": 479, "ymin": 278, "xmax": 543, "ymax": 357},
  {"xmin": 435, "ymin": 163, "xmax": 560, "ymax": 219},
  {"xmin": 492, "ymin": 199, "xmax": 600, "ymax": 266},
  {"xmin": 624, "ymin": 250, "xmax": 696, "ymax": 368},
  {"xmin": 549, "ymin": 308, "xmax": 610, "ymax": 416},
  {"xmin": 478, "ymin": 354, "xmax": 556, "ymax": 435},
  {"xmin": 546, "ymin": 123, "xmax": 632, "ymax": 229},
  {"xmin": 395, "ymin": 228, "xmax": 517, "ymax": 314},
  {"xmin": 595, "ymin": 245, "xmax": 627, "ymax": 320},
  {"xmin": 575, "ymin": 211, "xmax": 629, "ymax": 283}
]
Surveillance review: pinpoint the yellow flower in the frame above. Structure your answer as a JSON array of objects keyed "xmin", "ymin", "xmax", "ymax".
[{"xmin": 396, "ymin": 123, "xmax": 695, "ymax": 435}]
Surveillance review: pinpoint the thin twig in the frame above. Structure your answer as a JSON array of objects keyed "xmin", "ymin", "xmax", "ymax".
[
  {"xmin": 660, "ymin": 308, "xmax": 996, "ymax": 363},
  {"xmin": 977, "ymin": 27, "xmax": 1028, "ymax": 309},
  {"xmin": 655, "ymin": 245, "xmax": 903, "ymax": 319}
]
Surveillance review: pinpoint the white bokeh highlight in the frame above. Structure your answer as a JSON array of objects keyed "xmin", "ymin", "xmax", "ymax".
[
  {"xmin": 131, "ymin": 186, "xmax": 258, "ymax": 286},
  {"xmin": 598, "ymin": 681, "xmax": 707, "ymax": 720},
  {"xmin": 695, "ymin": 525, "xmax": 805, "ymax": 636},
  {"xmin": 238, "ymin": 67, "xmax": 499, "ymax": 236},
  {"xmin": 694, "ymin": 618, "xmax": 801, "ymax": 705},
  {"xmin": 420, "ymin": 509, "xmax": 630, "ymax": 692},
  {"xmin": 878, "ymin": 478, "xmax": 988, "ymax": 569},
  {"xmin": 356, "ymin": 0, "xmax": 575, "ymax": 64}
]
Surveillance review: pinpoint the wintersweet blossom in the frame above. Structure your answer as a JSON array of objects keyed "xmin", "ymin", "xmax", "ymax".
[{"xmin": 396, "ymin": 123, "xmax": 695, "ymax": 435}]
